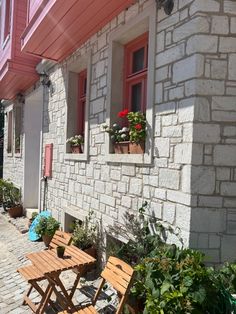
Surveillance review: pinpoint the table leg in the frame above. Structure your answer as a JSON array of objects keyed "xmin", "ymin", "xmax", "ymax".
[
  {"xmin": 36, "ymin": 283, "xmax": 54, "ymax": 314},
  {"xmin": 69, "ymin": 268, "xmax": 82, "ymax": 300}
]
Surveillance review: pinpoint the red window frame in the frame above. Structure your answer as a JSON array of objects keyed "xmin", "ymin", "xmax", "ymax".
[
  {"xmin": 124, "ymin": 33, "xmax": 148, "ymax": 113},
  {"xmin": 7, "ymin": 110, "xmax": 13, "ymax": 154},
  {"xmin": 3, "ymin": 0, "xmax": 11, "ymax": 41},
  {"xmin": 78, "ymin": 70, "xmax": 87, "ymax": 135},
  {"xmin": 44, "ymin": 144, "xmax": 53, "ymax": 178}
]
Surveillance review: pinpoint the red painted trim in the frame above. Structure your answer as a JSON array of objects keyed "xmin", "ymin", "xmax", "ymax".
[
  {"xmin": 4, "ymin": 0, "xmax": 11, "ymax": 41},
  {"xmin": 44, "ymin": 143, "xmax": 53, "ymax": 177},
  {"xmin": 124, "ymin": 33, "xmax": 148, "ymax": 112},
  {"xmin": 78, "ymin": 69, "xmax": 87, "ymax": 135}
]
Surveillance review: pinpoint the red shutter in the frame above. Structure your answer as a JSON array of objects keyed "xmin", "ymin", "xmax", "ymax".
[{"xmin": 44, "ymin": 144, "xmax": 53, "ymax": 177}]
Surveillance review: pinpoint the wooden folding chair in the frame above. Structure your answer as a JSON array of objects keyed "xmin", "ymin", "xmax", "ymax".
[
  {"xmin": 18, "ymin": 230, "xmax": 72, "ymax": 312},
  {"xmin": 59, "ymin": 256, "xmax": 135, "ymax": 314}
]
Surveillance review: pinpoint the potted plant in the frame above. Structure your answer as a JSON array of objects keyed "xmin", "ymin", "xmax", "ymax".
[
  {"xmin": 103, "ymin": 123, "xmax": 130, "ymax": 154},
  {"xmin": 127, "ymin": 111, "xmax": 146, "ymax": 154},
  {"xmin": 34, "ymin": 216, "xmax": 60, "ymax": 247},
  {"xmin": 0, "ymin": 179, "xmax": 23, "ymax": 218},
  {"xmin": 72, "ymin": 210, "xmax": 97, "ymax": 258},
  {"xmin": 66, "ymin": 134, "xmax": 84, "ymax": 153},
  {"xmin": 57, "ymin": 245, "xmax": 65, "ymax": 258}
]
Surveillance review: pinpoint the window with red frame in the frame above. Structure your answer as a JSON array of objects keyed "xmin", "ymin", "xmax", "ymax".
[
  {"xmin": 78, "ymin": 70, "xmax": 87, "ymax": 135},
  {"xmin": 3, "ymin": 0, "xmax": 11, "ymax": 41},
  {"xmin": 124, "ymin": 33, "xmax": 148, "ymax": 113}
]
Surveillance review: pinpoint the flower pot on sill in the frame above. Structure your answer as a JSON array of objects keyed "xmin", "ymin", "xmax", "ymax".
[
  {"xmin": 114, "ymin": 141, "xmax": 129, "ymax": 154},
  {"xmin": 8, "ymin": 205, "xmax": 23, "ymax": 218},
  {"xmin": 129, "ymin": 142, "xmax": 145, "ymax": 154},
  {"xmin": 71, "ymin": 144, "xmax": 83, "ymax": 154}
]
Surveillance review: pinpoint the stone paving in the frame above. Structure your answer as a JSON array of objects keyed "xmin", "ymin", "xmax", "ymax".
[{"xmin": 0, "ymin": 213, "xmax": 117, "ymax": 313}]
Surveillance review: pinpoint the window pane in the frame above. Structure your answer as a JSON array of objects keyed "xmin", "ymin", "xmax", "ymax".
[
  {"xmin": 131, "ymin": 83, "xmax": 142, "ymax": 112},
  {"xmin": 15, "ymin": 107, "xmax": 22, "ymax": 153},
  {"xmin": 132, "ymin": 47, "xmax": 144, "ymax": 73}
]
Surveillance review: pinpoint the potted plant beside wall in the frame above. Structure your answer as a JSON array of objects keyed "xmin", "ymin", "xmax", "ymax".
[
  {"xmin": 0, "ymin": 179, "xmax": 23, "ymax": 218},
  {"xmin": 66, "ymin": 135, "xmax": 84, "ymax": 153},
  {"xmin": 103, "ymin": 123, "xmax": 130, "ymax": 154},
  {"xmin": 34, "ymin": 216, "xmax": 60, "ymax": 247},
  {"xmin": 72, "ymin": 210, "xmax": 97, "ymax": 258}
]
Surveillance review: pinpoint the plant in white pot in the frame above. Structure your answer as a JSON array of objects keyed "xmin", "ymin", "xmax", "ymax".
[{"xmin": 66, "ymin": 134, "xmax": 84, "ymax": 153}]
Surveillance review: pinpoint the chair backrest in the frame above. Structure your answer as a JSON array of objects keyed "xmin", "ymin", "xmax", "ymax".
[
  {"xmin": 93, "ymin": 256, "xmax": 135, "ymax": 314},
  {"xmin": 49, "ymin": 230, "xmax": 72, "ymax": 249}
]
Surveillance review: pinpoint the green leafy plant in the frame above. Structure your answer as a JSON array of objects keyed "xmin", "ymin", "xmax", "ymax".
[
  {"xmin": 127, "ymin": 111, "xmax": 146, "ymax": 143},
  {"xmin": 31, "ymin": 212, "xmax": 38, "ymax": 221},
  {"xmin": 103, "ymin": 123, "xmax": 129, "ymax": 143},
  {"xmin": 34, "ymin": 216, "xmax": 60, "ymax": 237},
  {"xmin": 0, "ymin": 179, "xmax": 21, "ymax": 209},
  {"xmin": 72, "ymin": 210, "xmax": 98, "ymax": 250},
  {"xmin": 66, "ymin": 134, "xmax": 84, "ymax": 146}
]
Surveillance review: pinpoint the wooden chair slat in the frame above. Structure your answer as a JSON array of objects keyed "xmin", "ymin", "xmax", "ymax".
[
  {"xmin": 101, "ymin": 268, "xmax": 127, "ymax": 295},
  {"xmin": 106, "ymin": 261, "xmax": 131, "ymax": 282},
  {"xmin": 49, "ymin": 231, "xmax": 72, "ymax": 249},
  {"xmin": 109, "ymin": 256, "xmax": 134, "ymax": 276}
]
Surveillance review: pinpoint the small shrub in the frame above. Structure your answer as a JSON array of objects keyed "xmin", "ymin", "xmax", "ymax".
[{"xmin": 35, "ymin": 216, "xmax": 60, "ymax": 237}]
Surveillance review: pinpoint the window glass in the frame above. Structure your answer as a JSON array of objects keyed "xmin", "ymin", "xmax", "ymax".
[
  {"xmin": 132, "ymin": 47, "xmax": 145, "ymax": 73},
  {"xmin": 78, "ymin": 70, "xmax": 87, "ymax": 135},
  {"xmin": 131, "ymin": 83, "xmax": 142, "ymax": 112},
  {"xmin": 4, "ymin": 0, "xmax": 11, "ymax": 41}
]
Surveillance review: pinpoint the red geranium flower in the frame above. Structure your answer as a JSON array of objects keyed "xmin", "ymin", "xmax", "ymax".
[
  {"xmin": 135, "ymin": 123, "xmax": 142, "ymax": 130},
  {"xmin": 118, "ymin": 109, "xmax": 129, "ymax": 118}
]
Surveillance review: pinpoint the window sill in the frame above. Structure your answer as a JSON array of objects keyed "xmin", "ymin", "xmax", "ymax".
[
  {"xmin": 14, "ymin": 152, "xmax": 22, "ymax": 158},
  {"xmin": 101, "ymin": 153, "xmax": 152, "ymax": 165},
  {"xmin": 64, "ymin": 153, "xmax": 88, "ymax": 162}
]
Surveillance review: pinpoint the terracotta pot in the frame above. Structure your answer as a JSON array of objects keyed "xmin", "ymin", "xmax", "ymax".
[
  {"xmin": 114, "ymin": 141, "xmax": 129, "ymax": 154},
  {"xmin": 71, "ymin": 145, "xmax": 83, "ymax": 154},
  {"xmin": 8, "ymin": 205, "xmax": 23, "ymax": 218},
  {"xmin": 42, "ymin": 234, "xmax": 53, "ymax": 247},
  {"xmin": 129, "ymin": 142, "xmax": 145, "ymax": 154}
]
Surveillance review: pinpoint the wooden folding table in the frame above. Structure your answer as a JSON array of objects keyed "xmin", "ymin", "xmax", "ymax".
[{"xmin": 24, "ymin": 245, "xmax": 96, "ymax": 314}]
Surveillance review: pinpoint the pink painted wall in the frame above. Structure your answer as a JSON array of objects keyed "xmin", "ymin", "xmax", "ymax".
[{"xmin": 27, "ymin": 0, "xmax": 44, "ymax": 22}]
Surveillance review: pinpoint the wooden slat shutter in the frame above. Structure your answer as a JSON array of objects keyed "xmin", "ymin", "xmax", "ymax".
[{"xmin": 44, "ymin": 144, "xmax": 53, "ymax": 177}]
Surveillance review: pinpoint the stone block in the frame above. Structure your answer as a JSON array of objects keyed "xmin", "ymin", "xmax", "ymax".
[
  {"xmin": 159, "ymin": 169, "xmax": 180, "ymax": 190},
  {"xmin": 155, "ymin": 102, "xmax": 176, "ymax": 115},
  {"xmin": 214, "ymin": 145, "xmax": 236, "ymax": 166},
  {"xmin": 231, "ymin": 17, "xmax": 236, "ymax": 33},
  {"xmin": 121, "ymin": 196, "xmax": 132, "ymax": 208},
  {"xmin": 219, "ymin": 37, "xmax": 236, "ymax": 53},
  {"xmin": 198, "ymin": 196, "xmax": 223, "ymax": 208},
  {"xmin": 190, "ymin": 0, "xmax": 220, "ymax": 15},
  {"xmin": 129, "ymin": 178, "xmax": 142, "ymax": 196},
  {"xmin": 211, "ymin": 16, "xmax": 229, "ymax": 34},
  {"xmin": 175, "ymin": 143, "xmax": 192, "ymax": 164},
  {"xmin": 173, "ymin": 16, "xmax": 210, "ymax": 42},
  {"xmin": 193, "ymin": 123, "xmax": 221, "ymax": 143},
  {"xmin": 224, "ymin": 0, "xmax": 236, "ymax": 14},
  {"xmin": 198, "ymin": 234, "xmax": 209, "ymax": 248},
  {"xmin": 175, "ymin": 204, "xmax": 191, "ymax": 232},
  {"xmin": 222, "ymin": 235, "xmax": 236, "ymax": 262},
  {"xmin": 110, "ymin": 170, "xmax": 121, "ymax": 181},
  {"xmin": 229, "ymin": 54, "xmax": 236, "ymax": 80},
  {"xmin": 154, "ymin": 138, "xmax": 170, "ymax": 157},
  {"xmin": 212, "ymin": 111, "xmax": 236, "ymax": 122},
  {"xmin": 195, "ymin": 97, "xmax": 211, "ymax": 122},
  {"xmin": 121, "ymin": 165, "xmax": 135, "ymax": 176},
  {"xmin": 209, "ymin": 234, "xmax": 221, "ymax": 249},
  {"xmin": 223, "ymin": 126, "xmax": 236, "ymax": 137},
  {"xmin": 216, "ymin": 167, "xmax": 231, "ymax": 181},
  {"xmin": 211, "ymin": 59, "xmax": 227, "ymax": 79},
  {"xmin": 185, "ymin": 79, "xmax": 225, "ymax": 96},
  {"xmin": 212, "ymin": 96, "xmax": 236, "ymax": 111},
  {"xmin": 178, "ymin": 98, "xmax": 195, "ymax": 122},
  {"xmin": 191, "ymin": 208, "xmax": 226, "ymax": 233},
  {"xmin": 191, "ymin": 166, "xmax": 215, "ymax": 194},
  {"xmin": 100, "ymin": 194, "xmax": 115, "ymax": 207},
  {"xmin": 187, "ymin": 35, "xmax": 218, "ymax": 54},
  {"xmin": 173, "ymin": 54, "xmax": 204, "ymax": 83},
  {"xmin": 163, "ymin": 202, "xmax": 176, "ymax": 224},
  {"xmin": 156, "ymin": 43, "xmax": 185, "ymax": 67},
  {"xmin": 162, "ymin": 125, "xmax": 182, "ymax": 138},
  {"xmin": 221, "ymin": 182, "xmax": 236, "ymax": 196}
]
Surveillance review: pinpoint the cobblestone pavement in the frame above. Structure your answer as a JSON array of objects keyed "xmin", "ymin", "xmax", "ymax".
[{"xmin": 0, "ymin": 213, "xmax": 117, "ymax": 313}]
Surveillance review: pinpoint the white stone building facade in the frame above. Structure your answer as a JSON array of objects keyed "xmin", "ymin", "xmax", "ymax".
[{"xmin": 3, "ymin": 0, "xmax": 236, "ymax": 264}]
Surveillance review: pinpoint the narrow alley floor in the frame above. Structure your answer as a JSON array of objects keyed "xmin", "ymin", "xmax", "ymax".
[{"xmin": 0, "ymin": 213, "xmax": 116, "ymax": 314}]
